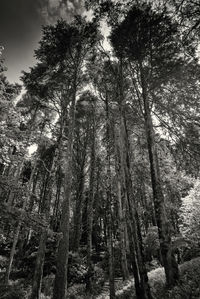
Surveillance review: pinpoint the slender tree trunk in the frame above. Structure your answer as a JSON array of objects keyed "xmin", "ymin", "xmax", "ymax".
[
  {"xmin": 105, "ymin": 93, "xmax": 115, "ymax": 298},
  {"xmin": 5, "ymin": 165, "xmax": 36, "ymax": 284},
  {"xmin": 30, "ymin": 230, "xmax": 47, "ymax": 299},
  {"xmin": 52, "ymin": 167, "xmax": 62, "ymax": 231},
  {"xmin": 116, "ymin": 58, "xmax": 152, "ymax": 299},
  {"xmin": 86, "ymin": 114, "xmax": 96, "ymax": 293},
  {"xmin": 30, "ymin": 148, "xmax": 56, "ymax": 299},
  {"xmin": 119, "ymin": 112, "xmax": 152, "ymax": 299},
  {"xmin": 73, "ymin": 175, "xmax": 85, "ymax": 252},
  {"xmin": 4, "ymin": 224, "xmax": 21, "ymax": 284},
  {"xmin": 115, "ymin": 136, "xmax": 129, "ymax": 281},
  {"xmin": 6, "ymin": 162, "xmax": 23, "ymax": 206},
  {"xmin": 116, "ymin": 179, "xmax": 129, "ymax": 280},
  {"xmin": 140, "ymin": 64, "xmax": 179, "ymax": 287},
  {"xmin": 107, "ymin": 205, "xmax": 115, "ymax": 299},
  {"xmin": 53, "ymin": 74, "xmax": 77, "ymax": 299}
]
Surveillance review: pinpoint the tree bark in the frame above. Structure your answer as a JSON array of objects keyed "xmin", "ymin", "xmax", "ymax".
[
  {"xmin": 29, "ymin": 230, "xmax": 47, "ymax": 299},
  {"xmin": 116, "ymin": 179, "xmax": 129, "ymax": 280},
  {"xmin": 105, "ymin": 93, "xmax": 115, "ymax": 298},
  {"xmin": 139, "ymin": 63, "xmax": 179, "ymax": 286},
  {"xmin": 30, "ymin": 147, "xmax": 56, "ymax": 299},
  {"xmin": 53, "ymin": 74, "xmax": 77, "ymax": 299},
  {"xmin": 86, "ymin": 110, "xmax": 96, "ymax": 293},
  {"xmin": 115, "ymin": 58, "xmax": 153, "ymax": 299},
  {"xmin": 73, "ymin": 174, "xmax": 85, "ymax": 252},
  {"xmin": 114, "ymin": 135, "xmax": 129, "ymax": 281},
  {"xmin": 5, "ymin": 165, "xmax": 36, "ymax": 285}
]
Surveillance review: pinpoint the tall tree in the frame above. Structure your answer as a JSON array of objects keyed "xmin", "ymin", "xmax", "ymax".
[{"xmin": 110, "ymin": 4, "xmax": 181, "ymax": 286}]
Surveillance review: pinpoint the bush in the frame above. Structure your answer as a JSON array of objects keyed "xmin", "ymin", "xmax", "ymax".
[
  {"xmin": 92, "ymin": 264, "xmax": 105, "ymax": 294},
  {"xmin": 166, "ymin": 257, "xmax": 200, "ymax": 299},
  {"xmin": 41, "ymin": 273, "xmax": 55, "ymax": 297},
  {"xmin": 149, "ymin": 257, "xmax": 200, "ymax": 299},
  {"xmin": 67, "ymin": 284, "xmax": 88, "ymax": 299},
  {"xmin": 181, "ymin": 245, "xmax": 200, "ymax": 262},
  {"xmin": 148, "ymin": 267, "xmax": 166, "ymax": 298},
  {"xmin": 0, "ymin": 285, "xmax": 26, "ymax": 299},
  {"xmin": 68, "ymin": 252, "xmax": 87, "ymax": 286}
]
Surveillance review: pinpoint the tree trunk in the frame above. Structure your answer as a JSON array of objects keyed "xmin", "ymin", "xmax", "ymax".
[
  {"xmin": 105, "ymin": 93, "xmax": 115, "ymax": 298},
  {"xmin": 52, "ymin": 166, "xmax": 62, "ymax": 231},
  {"xmin": 53, "ymin": 77, "xmax": 77, "ymax": 299},
  {"xmin": 73, "ymin": 175, "xmax": 85, "ymax": 252},
  {"xmin": 114, "ymin": 136, "xmax": 129, "ymax": 281},
  {"xmin": 29, "ymin": 230, "xmax": 47, "ymax": 299},
  {"xmin": 119, "ymin": 112, "xmax": 152, "ymax": 299},
  {"xmin": 30, "ymin": 148, "xmax": 56, "ymax": 299},
  {"xmin": 140, "ymin": 64, "xmax": 179, "ymax": 287},
  {"xmin": 5, "ymin": 165, "xmax": 36, "ymax": 284},
  {"xmin": 116, "ymin": 58, "xmax": 152, "ymax": 299},
  {"xmin": 116, "ymin": 179, "xmax": 129, "ymax": 280},
  {"xmin": 86, "ymin": 114, "xmax": 96, "ymax": 293},
  {"xmin": 4, "ymin": 223, "xmax": 21, "ymax": 285},
  {"xmin": 107, "ymin": 205, "xmax": 115, "ymax": 299}
]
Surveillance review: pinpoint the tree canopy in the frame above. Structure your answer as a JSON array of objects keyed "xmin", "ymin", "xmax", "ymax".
[{"xmin": 0, "ymin": 2, "xmax": 200, "ymax": 299}]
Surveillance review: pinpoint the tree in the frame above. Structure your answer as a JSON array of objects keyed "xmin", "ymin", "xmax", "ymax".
[
  {"xmin": 29, "ymin": 142, "xmax": 57, "ymax": 299},
  {"xmin": 110, "ymin": 4, "xmax": 181, "ymax": 286}
]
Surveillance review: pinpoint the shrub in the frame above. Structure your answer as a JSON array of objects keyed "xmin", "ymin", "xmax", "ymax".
[
  {"xmin": 0, "ymin": 285, "xmax": 26, "ymax": 299},
  {"xmin": 68, "ymin": 252, "xmax": 87, "ymax": 286},
  {"xmin": 148, "ymin": 267, "xmax": 166, "ymax": 298}
]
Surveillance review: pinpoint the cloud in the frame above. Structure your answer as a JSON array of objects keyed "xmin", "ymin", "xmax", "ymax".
[{"xmin": 39, "ymin": 0, "xmax": 85, "ymax": 24}]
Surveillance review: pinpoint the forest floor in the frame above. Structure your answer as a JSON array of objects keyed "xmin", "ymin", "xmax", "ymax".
[
  {"xmin": 1, "ymin": 256, "xmax": 200, "ymax": 298},
  {"xmin": 96, "ymin": 257, "xmax": 200, "ymax": 299}
]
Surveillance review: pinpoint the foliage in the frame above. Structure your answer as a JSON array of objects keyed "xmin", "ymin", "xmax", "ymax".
[
  {"xmin": 166, "ymin": 258, "xmax": 200, "ymax": 299},
  {"xmin": 0, "ymin": 1, "xmax": 200, "ymax": 299},
  {"xmin": 0, "ymin": 285, "xmax": 26, "ymax": 299},
  {"xmin": 180, "ymin": 179, "xmax": 200, "ymax": 241}
]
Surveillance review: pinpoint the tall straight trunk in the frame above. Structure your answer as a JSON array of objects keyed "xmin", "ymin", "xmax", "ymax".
[
  {"xmin": 105, "ymin": 93, "xmax": 115, "ymax": 298},
  {"xmin": 5, "ymin": 165, "xmax": 36, "ymax": 284},
  {"xmin": 72, "ymin": 118, "xmax": 89, "ymax": 252},
  {"xmin": 116, "ymin": 179, "xmax": 129, "ymax": 280},
  {"xmin": 114, "ymin": 134, "xmax": 129, "ymax": 281},
  {"xmin": 30, "ymin": 231, "xmax": 47, "ymax": 299},
  {"xmin": 73, "ymin": 172, "xmax": 85, "ymax": 252},
  {"xmin": 4, "ymin": 224, "xmax": 21, "ymax": 284},
  {"xmin": 52, "ymin": 167, "xmax": 62, "ymax": 231},
  {"xmin": 140, "ymin": 64, "xmax": 179, "ymax": 286},
  {"xmin": 107, "ymin": 204, "xmax": 115, "ymax": 299},
  {"xmin": 111, "ymin": 58, "xmax": 152, "ymax": 299},
  {"xmin": 86, "ymin": 115, "xmax": 96, "ymax": 293},
  {"xmin": 6, "ymin": 163, "xmax": 23, "ymax": 206},
  {"xmin": 53, "ymin": 76, "xmax": 77, "ymax": 299},
  {"xmin": 118, "ymin": 111, "xmax": 152, "ymax": 299},
  {"xmin": 117, "ymin": 58, "xmax": 153, "ymax": 299},
  {"xmin": 30, "ymin": 148, "xmax": 56, "ymax": 299}
]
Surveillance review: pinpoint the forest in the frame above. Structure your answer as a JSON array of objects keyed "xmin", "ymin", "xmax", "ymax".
[{"xmin": 0, "ymin": 0, "xmax": 200, "ymax": 298}]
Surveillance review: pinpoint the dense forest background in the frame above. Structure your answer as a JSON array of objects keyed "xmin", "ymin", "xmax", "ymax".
[{"xmin": 0, "ymin": 0, "xmax": 200, "ymax": 298}]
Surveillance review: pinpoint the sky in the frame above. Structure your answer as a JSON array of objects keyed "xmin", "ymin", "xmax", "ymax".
[{"xmin": 0, "ymin": 0, "xmax": 85, "ymax": 84}]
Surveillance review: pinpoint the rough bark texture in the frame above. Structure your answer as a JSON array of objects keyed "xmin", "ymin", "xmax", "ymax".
[
  {"xmin": 116, "ymin": 179, "xmax": 129, "ymax": 280},
  {"xmin": 140, "ymin": 64, "xmax": 179, "ymax": 286},
  {"xmin": 86, "ymin": 114, "xmax": 96, "ymax": 293},
  {"xmin": 53, "ymin": 77, "xmax": 77, "ymax": 299},
  {"xmin": 114, "ymin": 127, "xmax": 129, "ymax": 281},
  {"xmin": 53, "ymin": 138, "xmax": 73, "ymax": 299},
  {"xmin": 115, "ymin": 58, "xmax": 153, "ymax": 299},
  {"xmin": 105, "ymin": 94, "xmax": 115, "ymax": 298},
  {"xmin": 30, "ymin": 148, "xmax": 56, "ymax": 299},
  {"xmin": 5, "ymin": 165, "xmax": 36, "ymax": 285},
  {"xmin": 73, "ymin": 175, "xmax": 85, "ymax": 252},
  {"xmin": 29, "ymin": 230, "xmax": 47, "ymax": 299}
]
